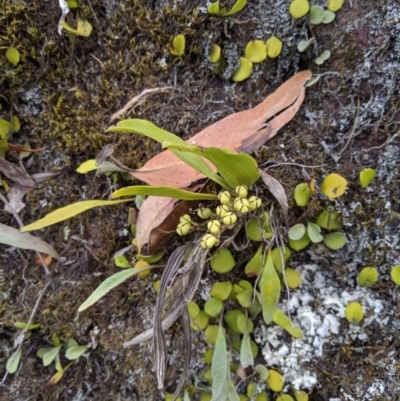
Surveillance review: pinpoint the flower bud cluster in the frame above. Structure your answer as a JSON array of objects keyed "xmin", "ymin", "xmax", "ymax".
[{"xmin": 176, "ymin": 185, "xmax": 263, "ymax": 249}]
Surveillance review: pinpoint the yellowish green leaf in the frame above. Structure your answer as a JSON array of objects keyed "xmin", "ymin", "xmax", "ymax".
[
  {"xmin": 357, "ymin": 267, "xmax": 378, "ymax": 287},
  {"xmin": 359, "ymin": 168, "xmax": 376, "ymax": 188},
  {"xmin": 171, "ymin": 34, "xmax": 185, "ymax": 56},
  {"xmin": 59, "ymin": 16, "xmax": 93, "ymax": 37},
  {"xmin": 78, "ymin": 265, "xmax": 154, "ymax": 312},
  {"xmin": 390, "ymin": 265, "xmax": 400, "ymax": 285},
  {"xmin": 266, "ymin": 37, "xmax": 283, "ymax": 58},
  {"xmin": 114, "ymin": 255, "xmax": 132, "ymax": 268},
  {"xmin": 21, "ymin": 199, "xmax": 134, "ymax": 232},
  {"xmin": 11, "ymin": 116, "xmax": 20, "ymax": 132},
  {"xmin": 76, "ymin": 159, "xmax": 98, "ymax": 173},
  {"xmin": 321, "ymin": 173, "xmax": 347, "ymax": 199},
  {"xmin": 273, "ymin": 308, "xmax": 303, "ymax": 338},
  {"xmin": 323, "ymin": 232, "xmax": 347, "ymax": 250},
  {"xmin": 211, "ymin": 323, "xmax": 228, "ymax": 399},
  {"xmin": 6, "ymin": 47, "xmax": 20, "ymax": 64},
  {"xmin": 210, "ymin": 248, "xmax": 236, "ymax": 274},
  {"xmin": 245, "ymin": 40, "xmax": 267, "ymax": 63},
  {"xmin": 345, "ymin": 302, "xmax": 364, "ymax": 324},
  {"xmin": 209, "ymin": 44, "xmax": 222, "ymax": 63},
  {"xmin": 232, "ymin": 57, "xmax": 253, "ymax": 82},
  {"xmin": 266, "ymin": 369, "xmax": 283, "ymax": 392},
  {"xmin": 245, "ymin": 245, "xmax": 263, "ymax": 276},
  {"xmin": 258, "ymin": 249, "xmax": 281, "ymax": 324},
  {"xmin": 328, "ymin": 0, "xmax": 344, "ymax": 12},
  {"xmin": 289, "ymin": 0, "xmax": 310, "ymax": 19},
  {"xmin": 65, "ymin": 344, "xmax": 88, "ymax": 360},
  {"xmin": 6, "ymin": 349, "xmax": 22, "ymax": 374}
]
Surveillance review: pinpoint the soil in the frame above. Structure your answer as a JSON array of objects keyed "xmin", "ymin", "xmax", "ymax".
[{"xmin": 1, "ymin": 1, "xmax": 399, "ymax": 401}]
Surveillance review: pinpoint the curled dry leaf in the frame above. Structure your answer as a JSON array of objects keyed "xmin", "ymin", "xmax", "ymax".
[
  {"xmin": 0, "ymin": 158, "xmax": 36, "ymax": 187},
  {"xmin": 259, "ymin": 169, "xmax": 289, "ymax": 227}
]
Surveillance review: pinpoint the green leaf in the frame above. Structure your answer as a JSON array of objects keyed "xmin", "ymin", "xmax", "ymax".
[
  {"xmin": 114, "ymin": 255, "xmax": 132, "ymax": 268},
  {"xmin": 111, "ymin": 185, "xmax": 218, "ymax": 201},
  {"xmin": 208, "ymin": 1, "xmax": 221, "ymax": 15},
  {"xmin": 254, "ymin": 364, "xmax": 269, "ymax": 380},
  {"xmin": 14, "ymin": 322, "xmax": 42, "ymax": 330},
  {"xmin": 323, "ymin": 232, "xmax": 347, "ymax": 250},
  {"xmin": 391, "ymin": 265, "xmax": 400, "ymax": 285},
  {"xmin": 359, "ymin": 168, "xmax": 376, "ymax": 188},
  {"xmin": 171, "ymin": 34, "xmax": 185, "ymax": 56},
  {"xmin": 21, "ymin": 199, "xmax": 134, "ymax": 232},
  {"xmin": 309, "ymin": 5, "xmax": 324, "ymax": 24},
  {"xmin": 136, "ymin": 251, "xmax": 164, "ymax": 264},
  {"xmin": 211, "ymin": 323, "xmax": 228, "ymax": 400},
  {"xmin": 316, "ymin": 209, "xmax": 340, "ymax": 230},
  {"xmin": 345, "ymin": 302, "xmax": 364, "ymax": 324},
  {"xmin": 258, "ymin": 249, "xmax": 281, "ymax": 324},
  {"xmin": 271, "ymin": 246, "xmax": 291, "ymax": 272},
  {"xmin": 42, "ymin": 345, "xmax": 62, "ymax": 367},
  {"xmin": 0, "ymin": 223, "xmax": 60, "ymax": 259},
  {"xmin": 240, "ymin": 326, "xmax": 254, "ymax": 369},
  {"xmin": 65, "ymin": 338, "xmax": 79, "ymax": 350},
  {"xmin": 273, "ymin": 309, "xmax": 303, "ymax": 338},
  {"xmin": 6, "ymin": 349, "xmax": 22, "ymax": 374},
  {"xmin": 223, "ymin": 0, "xmax": 247, "ymax": 16},
  {"xmin": 245, "ymin": 40, "xmax": 267, "ymax": 63},
  {"xmin": 78, "ymin": 266, "xmax": 154, "ymax": 312},
  {"xmin": 266, "ymin": 36, "xmax": 283, "ymax": 58},
  {"xmin": 76, "ymin": 159, "xmax": 98, "ymax": 174},
  {"xmin": 288, "ymin": 223, "xmax": 306, "ymax": 240},
  {"xmin": 107, "ymin": 119, "xmax": 228, "ymax": 188},
  {"xmin": 210, "ymin": 248, "xmax": 236, "ymax": 274},
  {"xmin": 231, "ymin": 57, "xmax": 253, "ymax": 82},
  {"xmin": 163, "ymin": 142, "xmax": 260, "ymax": 189},
  {"xmin": 59, "ymin": 16, "xmax": 93, "ymax": 37},
  {"xmin": 223, "ymin": 377, "xmax": 240, "ymax": 401},
  {"xmin": 294, "ymin": 182, "xmax": 311, "ymax": 206},
  {"xmin": 307, "ymin": 222, "xmax": 323, "ymax": 243},
  {"xmin": 6, "ymin": 47, "xmax": 20, "ymax": 64},
  {"xmin": 37, "ymin": 347, "xmax": 54, "ymax": 359},
  {"xmin": 322, "ymin": 10, "xmax": 336, "ymax": 23},
  {"xmin": 245, "ymin": 245, "xmax": 264, "ymax": 276},
  {"xmin": 357, "ymin": 267, "xmax": 379, "ymax": 287},
  {"xmin": 65, "ymin": 345, "xmax": 88, "ymax": 360},
  {"xmin": 204, "ymin": 297, "xmax": 223, "ymax": 317}
]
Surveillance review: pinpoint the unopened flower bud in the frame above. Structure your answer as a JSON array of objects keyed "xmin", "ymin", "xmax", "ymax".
[
  {"xmin": 207, "ymin": 219, "xmax": 221, "ymax": 235},
  {"xmin": 235, "ymin": 185, "xmax": 248, "ymax": 198},
  {"xmin": 218, "ymin": 191, "xmax": 231, "ymax": 205},
  {"xmin": 201, "ymin": 233, "xmax": 218, "ymax": 249},
  {"xmin": 216, "ymin": 205, "xmax": 230, "ymax": 218},
  {"xmin": 233, "ymin": 197, "xmax": 250, "ymax": 214},
  {"xmin": 179, "ymin": 214, "xmax": 192, "ymax": 224},
  {"xmin": 176, "ymin": 221, "xmax": 191, "ymax": 236},
  {"xmin": 248, "ymin": 196, "xmax": 262, "ymax": 211},
  {"xmin": 222, "ymin": 212, "xmax": 237, "ymax": 226},
  {"xmin": 197, "ymin": 207, "xmax": 212, "ymax": 219}
]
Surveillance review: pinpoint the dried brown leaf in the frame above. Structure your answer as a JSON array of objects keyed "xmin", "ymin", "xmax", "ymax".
[
  {"xmin": 130, "ymin": 70, "xmax": 311, "ymax": 188},
  {"xmin": 0, "ymin": 158, "xmax": 35, "ymax": 187},
  {"xmin": 259, "ymin": 169, "xmax": 289, "ymax": 226}
]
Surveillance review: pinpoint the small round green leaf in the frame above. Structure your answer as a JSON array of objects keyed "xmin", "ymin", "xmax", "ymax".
[
  {"xmin": 390, "ymin": 265, "xmax": 400, "ymax": 285},
  {"xmin": 245, "ymin": 245, "xmax": 263, "ymax": 276},
  {"xmin": 190, "ymin": 310, "xmax": 209, "ymax": 331},
  {"xmin": 210, "ymin": 281, "xmax": 232, "ymax": 301},
  {"xmin": 321, "ymin": 173, "xmax": 347, "ymax": 198},
  {"xmin": 289, "ymin": 0, "xmax": 310, "ymax": 19},
  {"xmin": 210, "ymin": 248, "xmax": 236, "ymax": 273},
  {"xmin": 204, "ymin": 297, "xmax": 223, "ymax": 317},
  {"xmin": 204, "ymin": 324, "xmax": 222, "ymax": 345},
  {"xmin": 357, "ymin": 267, "xmax": 379, "ymax": 287},
  {"xmin": 316, "ymin": 209, "xmax": 340, "ymax": 230},
  {"xmin": 266, "ymin": 36, "xmax": 283, "ymax": 58},
  {"xmin": 171, "ymin": 34, "xmax": 185, "ymax": 56},
  {"xmin": 359, "ymin": 168, "xmax": 376, "ymax": 188},
  {"xmin": 328, "ymin": 0, "xmax": 344, "ymax": 12},
  {"xmin": 6, "ymin": 47, "xmax": 20, "ymax": 64},
  {"xmin": 245, "ymin": 40, "xmax": 267, "ymax": 63},
  {"xmin": 237, "ymin": 289, "xmax": 253, "ymax": 308},
  {"xmin": 322, "ymin": 10, "xmax": 336, "ymax": 23},
  {"xmin": 307, "ymin": 222, "xmax": 323, "ymax": 243},
  {"xmin": 187, "ymin": 301, "xmax": 200, "ymax": 319},
  {"xmin": 209, "ymin": 44, "xmax": 221, "ymax": 63},
  {"xmin": 288, "ymin": 223, "xmax": 306, "ymax": 240},
  {"xmin": 294, "ymin": 182, "xmax": 312, "ymax": 206},
  {"xmin": 345, "ymin": 302, "xmax": 364, "ymax": 324},
  {"xmin": 254, "ymin": 364, "xmax": 269, "ymax": 380},
  {"xmin": 266, "ymin": 369, "xmax": 283, "ymax": 392},
  {"xmin": 324, "ymin": 232, "xmax": 347, "ymax": 250},
  {"xmin": 204, "ymin": 348, "xmax": 214, "ymax": 364},
  {"xmin": 288, "ymin": 232, "xmax": 310, "ymax": 251},
  {"xmin": 271, "ymin": 246, "xmax": 291, "ymax": 272},
  {"xmin": 285, "ymin": 268, "xmax": 302, "ymax": 289},
  {"xmin": 309, "ymin": 5, "xmax": 324, "ymax": 24},
  {"xmin": 277, "ymin": 395, "xmax": 294, "ymax": 401},
  {"xmin": 232, "ymin": 57, "xmax": 253, "ymax": 82}
]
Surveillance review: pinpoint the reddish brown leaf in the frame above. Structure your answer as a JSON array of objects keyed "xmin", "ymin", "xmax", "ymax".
[{"xmin": 129, "ymin": 70, "xmax": 311, "ymax": 188}]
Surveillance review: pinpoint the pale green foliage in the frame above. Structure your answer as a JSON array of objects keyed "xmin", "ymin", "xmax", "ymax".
[
  {"xmin": 245, "ymin": 40, "xmax": 267, "ymax": 63},
  {"xmin": 391, "ymin": 265, "xmax": 400, "ymax": 285},
  {"xmin": 323, "ymin": 232, "xmax": 347, "ymax": 250},
  {"xmin": 171, "ymin": 34, "xmax": 185, "ymax": 56},
  {"xmin": 232, "ymin": 57, "xmax": 253, "ymax": 82},
  {"xmin": 211, "ymin": 324, "xmax": 228, "ymax": 399},
  {"xmin": 210, "ymin": 249, "xmax": 236, "ymax": 273},
  {"xmin": 345, "ymin": 302, "xmax": 364, "ymax": 324},
  {"xmin": 6, "ymin": 349, "xmax": 22, "ymax": 374},
  {"xmin": 289, "ymin": 0, "xmax": 310, "ymax": 19},
  {"xmin": 294, "ymin": 182, "xmax": 311, "ymax": 206},
  {"xmin": 315, "ymin": 50, "xmax": 331, "ymax": 65},
  {"xmin": 6, "ymin": 47, "xmax": 20, "ymax": 64},
  {"xmin": 357, "ymin": 267, "xmax": 379, "ymax": 287},
  {"xmin": 266, "ymin": 369, "xmax": 283, "ymax": 392},
  {"xmin": 359, "ymin": 168, "xmax": 376, "ymax": 188},
  {"xmin": 208, "ymin": 0, "xmax": 247, "ymax": 17}
]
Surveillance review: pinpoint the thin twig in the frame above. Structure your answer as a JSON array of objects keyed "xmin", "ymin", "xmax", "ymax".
[{"xmin": 339, "ymin": 98, "xmax": 360, "ymax": 154}]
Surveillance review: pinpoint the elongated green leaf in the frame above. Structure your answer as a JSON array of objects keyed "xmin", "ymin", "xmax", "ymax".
[
  {"xmin": 258, "ymin": 249, "xmax": 281, "ymax": 324},
  {"xmin": 0, "ymin": 223, "xmax": 59, "ymax": 259},
  {"xmin": 163, "ymin": 142, "xmax": 260, "ymax": 189},
  {"xmin": 37, "ymin": 347, "xmax": 54, "ymax": 359},
  {"xmin": 107, "ymin": 119, "xmax": 228, "ymax": 188},
  {"xmin": 65, "ymin": 338, "xmax": 79, "ymax": 350},
  {"xmin": 42, "ymin": 345, "xmax": 62, "ymax": 367},
  {"xmin": 21, "ymin": 199, "xmax": 134, "ymax": 232},
  {"xmin": 273, "ymin": 309, "xmax": 303, "ymax": 339},
  {"xmin": 6, "ymin": 349, "xmax": 22, "ymax": 374},
  {"xmin": 223, "ymin": 377, "xmax": 240, "ymax": 401},
  {"xmin": 211, "ymin": 323, "xmax": 228, "ymax": 400},
  {"xmin": 111, "ymin": 185, "xmax": 218, "ymax": 201},
  {"xmin": 54, "ymin": 353, "xmax": 63, "ymax": 372},
  {"xmin": 240, "ymin": 326, "xmax": 254, "ymax": 369},
  {"xmin": 78, "ymin": 266, "xmax": 154, "ymax": 312},
  {"xmin": 65, "ymin": 345, "xmax": 88, "ymax": 360}
]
